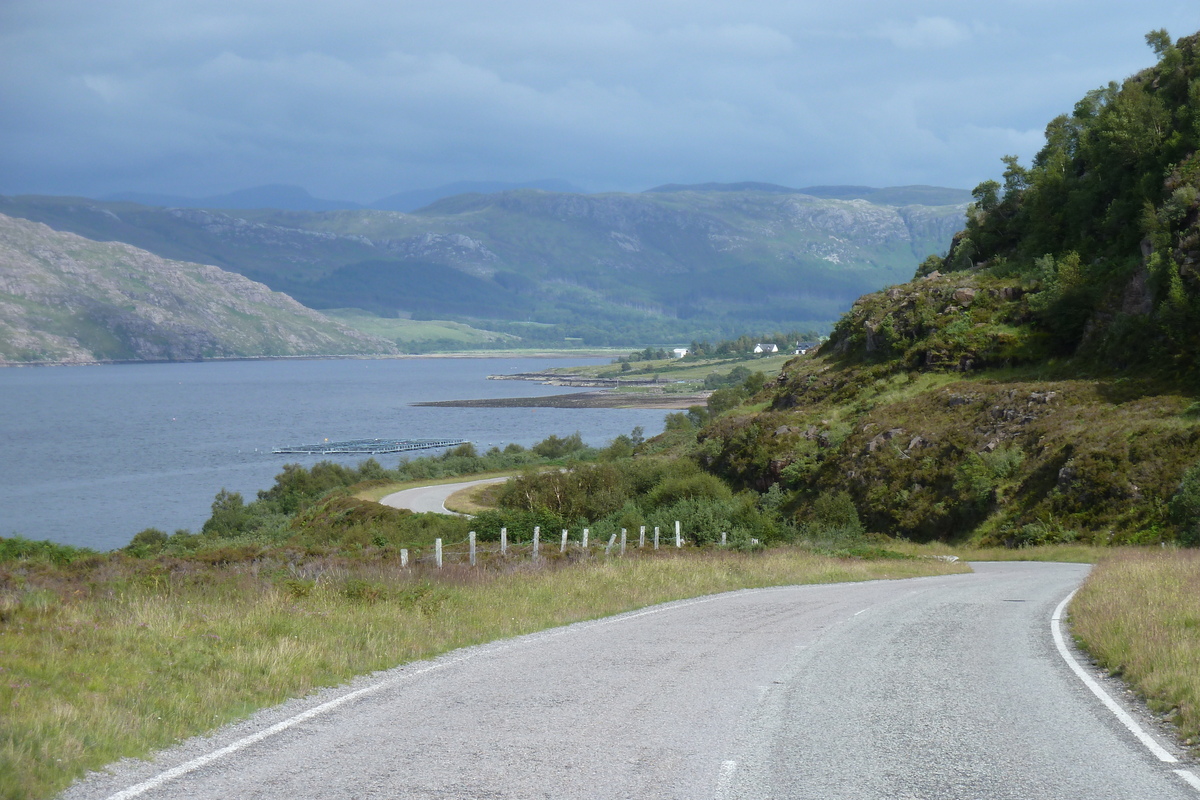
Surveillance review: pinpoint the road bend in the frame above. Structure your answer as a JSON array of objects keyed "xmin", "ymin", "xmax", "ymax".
[
  {"xmin": 379, "ymin": 477, "xmax": 508, "ymax": 515},
  {"xmin": 62, "ymin": 562, "xmax": 1198, "ymax": 799}
]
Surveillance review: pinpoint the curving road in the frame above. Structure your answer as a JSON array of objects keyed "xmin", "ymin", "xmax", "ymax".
[
  {"xmin": 63, "ymin": 562, "xmax": 1199, "ymax": 799},
  {"xmin": 379, "ymin": 477, "xmax": 509, "ymax": 515}
]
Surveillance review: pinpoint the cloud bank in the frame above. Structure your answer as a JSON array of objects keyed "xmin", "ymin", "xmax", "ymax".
[{"xmin": 1, "ymin": 1, "xmax": 1196, "ymax": 201}]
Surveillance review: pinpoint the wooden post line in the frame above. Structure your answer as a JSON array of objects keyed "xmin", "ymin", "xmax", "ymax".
[{"xmin": 408, "ymin": 521, "xmax": 691, "ymax": 569}]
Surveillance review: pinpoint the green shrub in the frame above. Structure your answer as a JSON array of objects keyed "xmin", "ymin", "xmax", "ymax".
[
  {"xmin": 0, "ymin": 536, "xmax": 94, "ymax": 565},
  {"xmin": 647, "ymin": 497, "xmax": 735, "ymax": 545},
  {"xmin": 342, "ymin": 578, "xmax": 383, "ymax": 603},
  {"xmin": 531, "ymin": 432, "xmax": 586, "ymax": 458},
  {"xmin": 801, "ymin": 490, "xmax": 865, "ymax": 543},
  {"xmin": 1169, "ymin": 461, "xmax": 1200, "ymax": 546},
  {"xmin": 125, "ymin": 528, "xmax": 169, "ymax": 557},
  {"xmin": 470, "ymin": 508, "xmax": 568, "ymax": 542},
  {"xmin": 283, "ymin": 577, "xmax": 315, "ymax": 598},
  {"xmin": 645, "ymin": 472, "xmax": 733, "ymax": 509}
]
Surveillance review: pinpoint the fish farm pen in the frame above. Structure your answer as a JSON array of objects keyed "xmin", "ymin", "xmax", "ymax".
[{"xmin": 273, "ymin": 438, "xmax": 469, "ymax": 455}]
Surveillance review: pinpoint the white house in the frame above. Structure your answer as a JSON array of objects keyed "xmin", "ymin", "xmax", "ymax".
[
  {"xmin": 753, "ymin": 343, "xmax": 779, "ymax": 354},
  {"xmin": 672, "ymin": 348, "xmax": 689, "ymax": 358}
]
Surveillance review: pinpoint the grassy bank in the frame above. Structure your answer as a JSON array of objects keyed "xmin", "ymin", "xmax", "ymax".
[
  {"xmin": 0, "ymin": 548, "xmax": 966, "ymax": 800},
  {"xmin": 1069, "ymin": 549, "xmax": 1200, "ymax": 752}
]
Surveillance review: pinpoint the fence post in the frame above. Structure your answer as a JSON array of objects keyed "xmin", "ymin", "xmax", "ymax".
[
  {"xmin": 654, "ymin": 526, "xmax": 659, "ymax": 550},
  {"xmin": 561, "ymin": 529, "xmax": 568, "ymax": 553},
  {"xmin": 501, "ymin": 527, "xmax": 507, "ymax": 555},
  {"xmin": 675, "ymin": 520, "xmax": 682, "ymax": 548},
  {"xmin": 605, "ymin": 533, "xmax": 617, "ymax": 555},
  {"xmin": 582, "ymin": 528, "xmax": 589, "ymax": 549},
  {"xmin": 639, "ymin": 525, "xmax": 646, "ymax": 548},
  {"xmin": 435, "ymin": 538, "xmax": 443, "ymax": 568},
  {"xmin": 533, "ymin": 526, "xmax": 540, "ymax": 558},
  {"xmin": 721, "ymin": 531, "xmax": 727, "ymax": 547},
  {"xmin": 400, "ymin": 548, "xmax": 409, "ymax": 567},
  {"xmin": 620, "ymin": 528, "xmax": 627, "ymax": 555},
  {"xmin": 469, "ymin": 531, "xmax": 476, "ymax": 566}
]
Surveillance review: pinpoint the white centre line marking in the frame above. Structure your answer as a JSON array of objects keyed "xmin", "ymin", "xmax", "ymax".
[
  {"xmin": 1051, "ymin": 590, "xmax": 1178, "ymax": 764},
  {"xmin": 714, "ymin": 760, "xmax": 738, "ymax": 799}
]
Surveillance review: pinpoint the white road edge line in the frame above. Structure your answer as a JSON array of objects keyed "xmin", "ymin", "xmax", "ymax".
[
  {"xmin": 102, "ymin": 653, "xmax": 474, "ymax": 800},
  {"xmin": 102, "ymin": 593, "xmax": 726, "ymax": 800},
  {"xmin": 1051, "ymin": 590, "xmax": 1178, "ymax": 764},
  {"xmin": 1176, "ymin": 770, "xmax": 1200, "ymax": 791}
]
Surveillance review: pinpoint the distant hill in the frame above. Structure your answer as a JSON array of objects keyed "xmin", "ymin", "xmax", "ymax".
[
  {"xmin": 0, "ymin": 213, "xmax": 396, "ymax": 364},
  {"xmin": 647, "ymin": 182, "xmax": 973, "ymax": 207},
  {"xmin": 370, "ymin": 179, "xmax": 586, "ymax": 212},
  {"xmin": 103, "ymin": 184, "xmax": 363, "ymax": 212},
  {"xmin": 0, "ymin": 185, "xmax": 967, "ymax": 345}
]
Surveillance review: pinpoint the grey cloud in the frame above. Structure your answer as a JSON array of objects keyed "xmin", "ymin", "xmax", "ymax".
[{"xmin": 1, "ymin": 1, "xmax": 1197, "ymax": 201}]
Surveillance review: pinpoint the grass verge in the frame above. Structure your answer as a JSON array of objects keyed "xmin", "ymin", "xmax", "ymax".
[
  {"xmin": 1, "ymin": 548, "xmax": 967, "ymax": 800},
  {"xmin": 1069, "ymin": 549, "xmax": 1200, "ymax": 752},
  {"xmin": 443, "ymin": 481, "xmax": 506, "ymax": 514}
]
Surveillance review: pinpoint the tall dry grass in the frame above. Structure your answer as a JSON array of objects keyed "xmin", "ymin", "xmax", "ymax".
[
  {"xmin": 0, "ymin": 548, "xmax": 966, "ymax": 800},
  {"xmin": 1069, "ymin": 549, "xmax": 1200, "ymax": 750}
]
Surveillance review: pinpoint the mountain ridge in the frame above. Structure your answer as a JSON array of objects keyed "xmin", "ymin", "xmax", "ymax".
[
  {"xmin": 0, "ymin": 213, "xmax": 396, "ymax": 364},
  {"xmin": 0, "ymin": 185, "xmax": 966, "ymax": 345}
]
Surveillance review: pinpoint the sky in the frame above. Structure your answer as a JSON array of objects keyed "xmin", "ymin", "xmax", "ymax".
[{"xmin": 2, "ymin": 1, "xmax": 1199, "ymax": 203}]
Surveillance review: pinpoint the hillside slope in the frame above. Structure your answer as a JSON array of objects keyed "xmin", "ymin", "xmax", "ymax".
[
  {"xmin": 0, "ymin": 187, "xmax": 966, "ymax": 344},
  {"xmin": 0, "ymin": 214, "xmax": 397, "ymax": 364},
  {"xmin": 937, "ymin": 30, "xmax": 1200, "ymax": 376},
  {"xmin": 686, "ymin": 30, "xmax": 1200, "ymax": 547}
]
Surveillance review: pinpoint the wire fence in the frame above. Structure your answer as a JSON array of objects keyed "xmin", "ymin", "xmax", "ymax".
[{"xmin": 395, "ymin": 522, "xmax": 739, "ymax": 569}]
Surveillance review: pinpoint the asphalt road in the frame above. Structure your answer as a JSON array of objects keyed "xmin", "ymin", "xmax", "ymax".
[
  {"xmin": 63, "ymin": 562, "xmax": 1199, "ymax": 799},
  {"xmin": 379, "ymin": 477, "xmax": 509, "ymax": 515}
]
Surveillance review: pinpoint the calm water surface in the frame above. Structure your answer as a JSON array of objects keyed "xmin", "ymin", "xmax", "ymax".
[{"xmin": 0, "ymin": 358, "xmax": 673, "ymax": 551}]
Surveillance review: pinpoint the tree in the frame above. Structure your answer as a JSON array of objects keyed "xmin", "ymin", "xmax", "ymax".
[
  {"xmin": 1146, "ymin": 28, "xmax": 1172, "ymax": 58},
  {"xmin": 203, "ymin": 489, "xmax": 249, "ymax": 537}
]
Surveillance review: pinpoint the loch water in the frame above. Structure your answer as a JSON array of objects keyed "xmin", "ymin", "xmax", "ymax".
[{"xmin": 0, "ymin": 357, "xmax": 673, "ymax": 551}]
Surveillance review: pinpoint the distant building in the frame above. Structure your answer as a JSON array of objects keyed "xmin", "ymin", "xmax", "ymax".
[
  {"xmin": 753, "ymin": 343, "xmax": 779, "ymax": 354},
  {"xmin": 672, "ymin": 348, "xmax": 689, "ymax": 358},
  {"xmin": 794, "ymin": 342, "xmax": 819, "ymax": 355}
]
